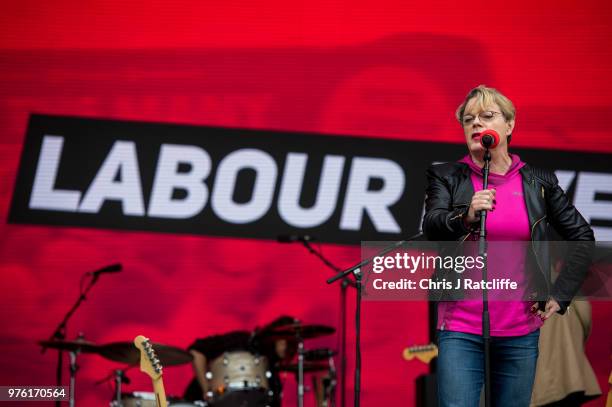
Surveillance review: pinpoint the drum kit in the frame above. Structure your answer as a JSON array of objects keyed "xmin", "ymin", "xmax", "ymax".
[
  {"xmin": 39, "ymin": 337, "xmax": 200, "ymax": 406},
  {"xmin": 38, "ymin": 320, "xmax": 337, "ymax": 407},
  {"xmin": 199, "ymin": 321, "xmax": 338, "ymax": 407}
]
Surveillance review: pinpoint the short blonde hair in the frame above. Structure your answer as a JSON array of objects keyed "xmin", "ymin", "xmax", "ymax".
[{"xmin": 455, "ymin": 85, "xmax": 516, "ymax": 124}]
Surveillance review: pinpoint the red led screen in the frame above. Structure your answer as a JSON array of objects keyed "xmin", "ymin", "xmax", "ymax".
[{"xmin": 1, "ymin": 2, "xmax": 611, "ymax": 406}]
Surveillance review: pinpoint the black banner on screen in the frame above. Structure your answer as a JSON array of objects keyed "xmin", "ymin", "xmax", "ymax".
[{"xmin": 8, "ymin": 114, "xmax": 612, "ymax": 244}]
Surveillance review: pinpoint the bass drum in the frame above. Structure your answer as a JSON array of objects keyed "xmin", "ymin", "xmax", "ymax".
[
  {"xmin": 118, "ymin": 392, "xmax": 207, "ymax": 407},
  {"xmin": 207, "ymin": 351, "xmax": 273, "ymax": 407}
]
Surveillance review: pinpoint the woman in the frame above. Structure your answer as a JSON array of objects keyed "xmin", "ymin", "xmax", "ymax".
[{"xmin": 422, "ymin": 85, "xmax": 594, "ymax": 407}]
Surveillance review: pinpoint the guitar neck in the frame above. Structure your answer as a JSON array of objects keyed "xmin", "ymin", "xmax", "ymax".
[{"xmin": 152, "ymin": 377, "xmax": 168, "ymax": 407}]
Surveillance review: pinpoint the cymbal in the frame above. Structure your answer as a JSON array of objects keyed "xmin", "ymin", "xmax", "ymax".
[
  {"xmin": 279, "ymin": 361, "xmax": 329, "ymax": 373},
  {"xmin": 97, "ymin": 341, "xmax": 193, "ymax": 366},
  {"xmin": 264, "ymin": 323, "xmax": 335, "ymax": 340},
  {"xmin": 38, "ymin": 339, "xmax": 99, "ymax": 353}
]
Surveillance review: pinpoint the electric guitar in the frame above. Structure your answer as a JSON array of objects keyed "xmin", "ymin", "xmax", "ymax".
[
  {"xmin": 134, "ymin": 335, "xmax": 168, "ymax": 407},
  {"xmin": 402, "ymin": 343, "xmax": 438, "ymax": 364}
]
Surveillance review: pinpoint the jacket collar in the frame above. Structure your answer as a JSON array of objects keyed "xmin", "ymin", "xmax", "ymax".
[{"xmin": 520, "ymin": 164, "xmax": 533, "ymax": 184}]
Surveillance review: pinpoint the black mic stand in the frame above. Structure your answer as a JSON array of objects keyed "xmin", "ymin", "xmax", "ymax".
[
  {"xmin": 300, "ymin": 239, "xmax": 355, "ymax": 407},
  {"xmin": 480, "ymin": 148, "xmax": 492, "ymax": 407},
  {"xmin": 327, "ymin": 233, "xmax": 423, "ymax": 407},
  {"xmin": 42, "ymin": 271, "xmax": 105, "ymax": 407}
]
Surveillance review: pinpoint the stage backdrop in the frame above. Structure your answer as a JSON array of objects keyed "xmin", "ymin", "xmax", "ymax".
[{"xmin": 1, "ymin": 2, "xmax": 611, "ymax": 406}]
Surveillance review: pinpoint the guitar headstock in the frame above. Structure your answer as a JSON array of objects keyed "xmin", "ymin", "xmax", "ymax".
[
  {"xmin": 134, "ymin": 335, "xmax": 163, "ymax": 380},
  {"xmin": 402, "ymin": 343, "xmax": 439, "ymax": 364}
]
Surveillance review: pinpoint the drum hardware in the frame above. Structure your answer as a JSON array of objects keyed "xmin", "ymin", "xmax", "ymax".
[
  {"xmin": 306, "ymin": 349, "xmax": 337, "ymax": 407},
  {"xmin": 262, "ymin": 322, "xmax": 335, "ymax": 407},
  {"xmin": 95, "ymin": 364, "xmax": 137, "ymax": 407},
  {"xmin": 277, "ymin": 235, "xmax": 354, "ymax": 407},
  {"xmin": 278, "ymin": 361, "xmax": 329, "ymax": 373},
  {"xmin": 107, "ymin": 369, "xmax": 130, "ymax": 407},
  {"xmin": 39, "ymin": 334, "xmax": 96, "ymax": 407},
  {"xmin": 298, "ymin": 328, "xmax": 305, "ymax": 407},
  {"xmin": 117, "ymin": 391, "xmax": 157, "ymax": 407},
  {"xmin": 262, "ymin": 324, "xmax": 335, "ymax": 340},
  {"xmin": 302, "ymin": 349, "xmax": 337, "ymax": 362},
  {"xmin": 323, "ymin": 350, "xmax": 337, "ymax": 407},
  {"xmin": 270, "ymin": 321, "xmax": 307, "ymax": 407},
  {"xmin": 326, "ymin": 234, "xmax": 424, "ymax": 407},
  {"xmin": 68, "ymin": 348, "xmax": 77, "ymax": 407},
  {"xmin": 98, "ymin": 341, "xmax": 193, "ymax": 366},
  {"xmin": 38, "ymin": 338, "xmax": 99, "ymax": 353},
  {"xmin": 312, "ymin": 373, "xmax": 335, "ymax": 407},
  {"xmin": 115, "ymin": 370, "xmax": 125, "ymax": 406},
  {"xmin": 41, "ymin": 263, "xmax": 122, "ymax": 407},
  {"xmin": 280, "ymin": 348, "xmax": 337, "ymax": 407},
  {"xmin": 40, "ymin": 337, "xmax": 190, "ymax": 407}
]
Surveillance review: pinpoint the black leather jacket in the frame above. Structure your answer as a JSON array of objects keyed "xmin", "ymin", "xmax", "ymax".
[{"xmin": 422, "ymin": 162, "xmax": 594, "ymax": 314}]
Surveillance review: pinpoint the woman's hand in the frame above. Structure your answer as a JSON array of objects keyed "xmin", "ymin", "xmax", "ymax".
[
  {"xmin": 465, "ymin": 189, "xmax": 496, "ymax": 224},
  {"xmin": 530, "ymin": 299, "xmax": 561, "ymax": 321}
]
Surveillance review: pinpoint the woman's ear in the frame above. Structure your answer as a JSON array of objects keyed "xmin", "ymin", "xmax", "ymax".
[{"xmin": 506, "ymin": 119, "xmax": 515, "ymax": 136}]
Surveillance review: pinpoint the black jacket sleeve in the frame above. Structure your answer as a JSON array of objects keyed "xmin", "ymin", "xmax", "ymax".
[
  {"xmin": 535, "ymin": 169, "xmax": 595, "ymax": 311},
  {"xmin": 422, "ymin": 163, "xmax": 472, "ymax": 241}
]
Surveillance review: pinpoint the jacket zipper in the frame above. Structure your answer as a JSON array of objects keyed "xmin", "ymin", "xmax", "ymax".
[
  {"xmin": 449, "ymin": 203, "xmax": 469, "ymax": 222},
  {"xmin": 449, "ymin": 213, "xmax": 463, "ymax": 222}
]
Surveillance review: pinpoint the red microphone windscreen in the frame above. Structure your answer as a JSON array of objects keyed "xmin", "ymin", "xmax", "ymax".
[{"xmin": 480, "ymin": 129, "xmax": 500, "ymax": 149}]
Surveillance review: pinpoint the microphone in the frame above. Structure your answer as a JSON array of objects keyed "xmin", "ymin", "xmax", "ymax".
[
  {"xmin": 91, "ymin": 263, "xmax": 122, "ymax": 276},
  {"xmin": 480, "ymin": 129, "xmax": 500, "ymax": 149},
  {"xmin": 277, "ymin": 234, "xmax": 314, "ymax": 243}
]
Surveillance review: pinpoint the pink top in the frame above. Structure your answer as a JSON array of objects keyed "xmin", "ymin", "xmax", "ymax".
[{"xmin": 437, "ymin": 154, "xmax": 543, "ymax": 336}]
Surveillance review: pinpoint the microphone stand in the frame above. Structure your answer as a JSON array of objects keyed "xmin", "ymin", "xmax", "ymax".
[
  {"xmin": 300, "ymin": 239, "xmax": 355, "ymax": 407},
  {"xmin": 327, "ymin": 233, "xmax": 423, "ymax": 407},
  {"xmin": 480, "ymin": 148, "xmax": 492, "ymax": 407},
  {"xmin": 42, "ymin": 272, "xmax": 104, "ymax": 407}
]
